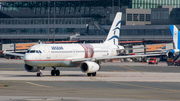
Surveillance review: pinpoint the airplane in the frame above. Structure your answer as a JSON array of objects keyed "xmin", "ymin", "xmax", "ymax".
[
  {"xmin": 2, "ymin": 12, "xmax": 160, "ymax": 77},
  {"xmin": 164, "ymin": 25, "xmax": 180, "ymax": 64},
  {"xmin": 159, "ymin": 25, "xmax": 180, "ymax": 56}
]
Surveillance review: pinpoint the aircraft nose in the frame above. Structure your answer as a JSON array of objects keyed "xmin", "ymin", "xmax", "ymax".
[
  {"xmin": 24, "ymin": 54, "xmax": 36, "ymax": 65},
  {"xmin": 24, "ymin": 54, "xmax": 34, "ymax": 61}
]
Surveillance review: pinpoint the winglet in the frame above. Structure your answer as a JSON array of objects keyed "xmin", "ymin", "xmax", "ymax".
[
  {"xmin": 104, "ymin": 12, "xmax": 122, "ymax": 45},
  {"xmin": 169, "ymin": 25, "xmax": 180, "ymax": 49}
]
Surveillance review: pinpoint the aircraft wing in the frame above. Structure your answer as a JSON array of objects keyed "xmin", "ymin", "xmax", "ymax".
[
  {"xmin": 2, "ymin": 51, "xmax": 25, "ymax": 57},
  {"xmin": 71, "ymin": 58, "xmax": 92, "ymax": 62},
  {"xmin": 156, "ymin": 49, "xmax": 170, "ymax": 52},
  {"xmin": 117, "ymin": 47, "xmax": 148, "ymax": 51},
  {"xmin": 72, "ymin": 54, "xmax": 160, "ymax": 62}
]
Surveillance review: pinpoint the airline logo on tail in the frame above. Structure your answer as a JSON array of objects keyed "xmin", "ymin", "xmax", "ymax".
[
  {"xmin": 107, "ymin": 20, "xmax": 121, "ymax": 44},
  {"xmin": 104, "ymin": 12, "xmax": 122, "ymax": 45}
]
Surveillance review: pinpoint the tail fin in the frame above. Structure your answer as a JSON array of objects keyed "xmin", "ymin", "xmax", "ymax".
[
  {"xmin": 169, "ymin": 25, "xmax": 180, "ymax": 49},
  {"xmin": 104, "ymin": 12, "xmax": 122, "ymax": 45}
]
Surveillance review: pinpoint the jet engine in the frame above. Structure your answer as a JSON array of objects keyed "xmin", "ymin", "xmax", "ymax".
[
  {"xmin": 24, "ymin": 64, "xmax": 40, "ymax": 72},
  {"xmin": 170, "ymin": 49, "xmax": 180, "ymax": 56},
  {"xmin": 80, "ymin": 61, "xmax": 100, "ymax": 73}
]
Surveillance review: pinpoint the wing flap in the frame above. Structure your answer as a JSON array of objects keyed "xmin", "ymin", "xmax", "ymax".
[
  {"xmin": 95, "ymin": 54, "xmax": 160, "ymax": 60},
  {"xmin": 72, "ymin": 58, "xmax": 92, "ymax": 62},
  {"xmin": 117, "ymin": 47, "xmax": 149, "ymax": 51}
]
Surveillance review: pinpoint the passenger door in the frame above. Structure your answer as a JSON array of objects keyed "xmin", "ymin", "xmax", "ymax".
[
  {"xmin": 45, "ymin": 46, "xmax": 51, "ymax": 59},
  {"xmin": 73, "ymin": 49, "xmax": 77, "ymax": 57}
]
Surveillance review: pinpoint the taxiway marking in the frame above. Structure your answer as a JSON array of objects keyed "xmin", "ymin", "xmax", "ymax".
[
  {"xmin": 121, "ymin": 65, "xmax": 145, "ymax": 75},
  {"xmin": 26, "ymin": 82, "xmax": 52, "ymax": 88},
  {"xmin": 88, "ymin": 77, "xmax": 180, "ymax": 100}
]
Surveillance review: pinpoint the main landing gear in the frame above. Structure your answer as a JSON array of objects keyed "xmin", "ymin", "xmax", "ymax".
[
  {"xmin": 51, "ymin": 67, "xmax": 60, "ymax": 76},
  {"xmin": 87, "ymin": 72, "xmax": 96, "ymax": 76}
]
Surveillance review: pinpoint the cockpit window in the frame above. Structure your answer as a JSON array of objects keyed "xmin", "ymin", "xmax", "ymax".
[
  {"xmin": 30, "ymin": 50, "xmax": 35, "ymax": 53},
  {"xmin": 26, "ymin": 50, "xmax": 42, "ymax": 53},
  {"xmin": 39, "ymin": 50, "xmax": 42, "ymax": 53},
  {"xmin": 26, "ymin": 50, "xmax": 30, "ymax": 53},
  {"xmin": 35, "ymin": 50, "xmax": 39, "ymax": 53}
]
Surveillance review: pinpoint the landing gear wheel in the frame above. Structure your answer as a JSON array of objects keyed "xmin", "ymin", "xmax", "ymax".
[
  {"xmin": 92, "ymin": 72, "xmax": 96, "ymax": 76},
  {"xmin": 87, "ymin": 72, "xmax": 97, "ymax": 76},
  {"xmin": 37, "ymin": 72, "xmax": 42, "ymax": 77},
  {"xmin": 55, "ymin": 70, "xmax": 60, "ymax": 76},
  {"xmin": 87, "ymin": 73, "xmax": 91, "ymax": 76},
  {"xmin": 51, "ymin": 70, "xmax": 56, "ymax": 76}
]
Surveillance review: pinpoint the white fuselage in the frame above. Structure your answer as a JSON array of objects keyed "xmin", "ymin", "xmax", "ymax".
[{"xmin": 24, "ymin": 43, "xmax": 124, "ymax": 67}]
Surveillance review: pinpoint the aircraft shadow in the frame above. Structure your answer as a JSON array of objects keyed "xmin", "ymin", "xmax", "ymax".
[{"xmin": 4, "ymin": 74, "xmax": 89, "ymax": 77}]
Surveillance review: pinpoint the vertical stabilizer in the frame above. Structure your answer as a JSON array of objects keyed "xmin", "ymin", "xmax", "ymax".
[
  {"xmin": 169, "ymin": 25, "xmax": 180, "ymax": 49},
  {"xmin": 104, "ymin": 12, "xmax": 122, "ymax": 45}
]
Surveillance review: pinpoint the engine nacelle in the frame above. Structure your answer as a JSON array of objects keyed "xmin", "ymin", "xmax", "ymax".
[
  {"xmin": 170, "ymin": 49, "xmax": 180, "ymax": 56},
  {"xmin": 80, "ymin": 61, "xmax": 100, "ymax": 73},
  {"xmin": 24, "ymin": 64, "xmax": 40, "ymax": 72}
]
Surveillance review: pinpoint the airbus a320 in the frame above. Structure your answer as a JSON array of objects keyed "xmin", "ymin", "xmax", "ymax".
[{"xmin": 3, "ymin": 12, "xmax": 159, "ymax": 77}]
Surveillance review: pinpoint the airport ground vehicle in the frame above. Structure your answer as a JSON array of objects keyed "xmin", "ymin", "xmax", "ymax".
[
  {"xmin": 148, "ymin": 58, "xmax": 158, "ymax": 64},
  {"xmin": 167, "ymin": 58, "xmax": 175, "ymax": 66},
  {"xmin": 167, "ymin": 57, "xmax": 180, "ymax": 66},
  {"xmin": 175, "ymin": 61, "xmax": 180, "ymax": 66}
]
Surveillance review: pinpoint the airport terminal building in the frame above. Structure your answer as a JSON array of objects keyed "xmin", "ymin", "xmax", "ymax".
[{"xmin": 0, "ymin": 0, "xmax": 180, "ymax": 44}]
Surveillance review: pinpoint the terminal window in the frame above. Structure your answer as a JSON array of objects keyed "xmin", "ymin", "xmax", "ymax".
[
  {"xmin": 139, "ymin": 14, "xmax": 145, "ymax": 21},
  {"xmin": 133, "ymin": 14, "xmax": 139, "ymax": 21},
  {"xmin": 127, "ymin": 14, "xmax": 132, "ymax": 21},
  {"xmin": 146, "ymin": 14, "xmax": 151, "ymax": 21}
]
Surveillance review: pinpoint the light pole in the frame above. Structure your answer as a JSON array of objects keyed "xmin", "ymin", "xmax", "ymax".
[
  {"xmin": 112, "ymin": 0, "xmax": 114, "ymax": 17},
  {"xmin": 48, "ymin": 1, "xmax": 49, "ymax": 41},
  {"xmin": 53, "ymin": 1, "xmax": 56, "ymax": 43}
]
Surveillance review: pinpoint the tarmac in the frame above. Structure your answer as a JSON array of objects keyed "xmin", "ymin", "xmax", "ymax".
[{"xmin": 1, "ymin": 58, "xmax": 180, "ymax": 101}]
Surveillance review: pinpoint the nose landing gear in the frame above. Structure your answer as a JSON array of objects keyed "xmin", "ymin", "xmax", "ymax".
[
  {"xmin": 36, "ymin": 67, "xmax": 44, "ymax": 77},
  {"xmin": 37, "ymin": 72, "xmax": 42, "ymax": 77}
]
